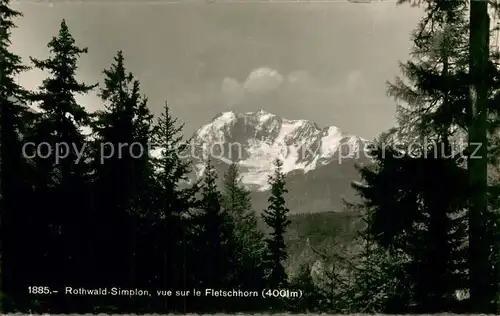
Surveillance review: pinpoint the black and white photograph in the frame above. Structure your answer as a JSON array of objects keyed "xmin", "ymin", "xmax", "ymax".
[{"xmin": 0, "ymin": 0, "xmax": 499, "ymax": 313}]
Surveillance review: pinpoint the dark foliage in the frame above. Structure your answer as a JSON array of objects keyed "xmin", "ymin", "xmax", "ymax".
[
  {"xmin": 0, "ymin": 0, "xmax": 499, "ymax": 313},
  {"xmin": 353, "ymin": 144, "xmax": 469, "ymax": 313}
]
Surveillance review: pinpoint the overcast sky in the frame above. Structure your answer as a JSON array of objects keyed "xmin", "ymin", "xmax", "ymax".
[{"xmin": 11, "ymin": 0, "xmax": 423, "ymax": 139}]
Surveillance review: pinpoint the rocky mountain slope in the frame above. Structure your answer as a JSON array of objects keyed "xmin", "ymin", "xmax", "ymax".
[{"xmin": 187, "ymin": 110, "xmax": 372, "ymax": 214}]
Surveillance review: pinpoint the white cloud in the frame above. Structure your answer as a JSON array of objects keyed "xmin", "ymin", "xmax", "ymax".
[
  {"xmin": 242, "ymin": 67, "xmax": 283, "ymax": 94},
  {"xmin": 220, "ymin": 67, "xmax": 364, "ymax": 111},
  {"xmin": 221, "ymin": 67, "xmax": 285, "ymax": 107}
]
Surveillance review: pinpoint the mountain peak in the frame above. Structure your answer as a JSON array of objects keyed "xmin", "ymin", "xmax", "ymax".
[
  {"xmin": 193, "ymin": 111, "xmax": 368, "ymax": 191},
  {"xmin": 211, "ymin": 111, "xmax": 237, "ymax": 122},
  {"xmin": 245, "ymin": 109, "xmax": 272, "ymax": 115}
]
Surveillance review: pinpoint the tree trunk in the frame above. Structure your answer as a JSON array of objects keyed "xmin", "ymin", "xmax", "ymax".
[{"xmin": 468, "ymin": 0, "xmax": 491, "ymax": 312}]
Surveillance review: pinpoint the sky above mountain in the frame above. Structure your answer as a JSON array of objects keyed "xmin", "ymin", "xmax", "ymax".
[{"xmin": 11, "ymin": 0, "xmax": 422, "ymax": 139}]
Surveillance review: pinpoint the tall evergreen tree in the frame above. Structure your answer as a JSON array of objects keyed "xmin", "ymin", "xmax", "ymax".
[
  {"xmin": 222, "ymin": 162, "xmax": 267, "ymax": 288},
  {"xmin": 467, "ymin": 0, "xmax": 491, "ymax": 309},
  {"xmin": 394, "ymin": 0, "xmax": 500, "ymax": 310},
  {"xmin": 145, "ymin": 102, "xmax": 199, "ymax": 312},
  {"xmin": 387, "ymin": 1, "xmax": 500, "ymax": 310},
  {"xmin": 90, "ymin": 50, "xmax": 154, "ymax": 310},
  {"xmin": 221, "ymin": 162, "xmax": 267, "ymax": 311},
  {"xmin": 352, "ymin": 144, "xmax": 469, "ymax": 313},
  {"xmin": 387, "ymin": 2, "xmax": 469, "ymax": 144},
  {"xmin": 0, "ymin": 0, "xmax": 36, "ymax": 312},
  {"xmin": 262, "ymin": 158, "xmax": 291, "ymax": 289},
  {"xmin": 191, "ymin": 159, "xmax": 239, "ymax": 311},
  {"xmin": 27, "ymin": 20, "xmax": 97, "ymax": 311}
]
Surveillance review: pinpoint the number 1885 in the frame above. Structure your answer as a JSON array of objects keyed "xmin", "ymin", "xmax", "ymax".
[{"xmin": 28, "ymin": 286, "xmax": 51, "ymax": 295}]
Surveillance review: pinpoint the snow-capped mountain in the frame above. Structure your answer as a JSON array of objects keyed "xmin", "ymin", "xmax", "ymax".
[
  {"xmin": 188, "ymin": 110, "xmax": 372, "ymax": 214},
  {"xmin": 191, "ymin": 110, "xmax": 369, "ymax": 190}
]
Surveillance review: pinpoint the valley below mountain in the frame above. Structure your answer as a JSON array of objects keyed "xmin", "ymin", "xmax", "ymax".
[{"xmin": 181, "ymin": 110, "xmax": 374, "ymax": 273}]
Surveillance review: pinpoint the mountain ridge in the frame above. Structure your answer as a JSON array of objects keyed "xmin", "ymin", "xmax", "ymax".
[
  {"xmin": 191, "ymin": 109, "xmax": 370, "ymax": 192},
  {"xmin": 187, "ymin": 109, "xmax": 372, "ymax": 214}
]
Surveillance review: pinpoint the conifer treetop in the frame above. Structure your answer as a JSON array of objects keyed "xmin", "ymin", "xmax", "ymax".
[
  {"xmin": 31, "ymin": 19, "xmax": 96, "ymax": 94},
  {"xmin": 30, "ymin": 19, "xmax": 97, "ymax": 124},
  {"xmin": 0, "ymin": 0, "xmax": 29, "ymax": 98}
]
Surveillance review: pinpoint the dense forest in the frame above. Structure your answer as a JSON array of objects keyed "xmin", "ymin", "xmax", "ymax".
[{"xmin": 1, "ymin": 0, "xmax": 500, "ymax": 313}]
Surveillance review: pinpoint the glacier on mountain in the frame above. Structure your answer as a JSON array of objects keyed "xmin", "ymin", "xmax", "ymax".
[{"xmin": 191, "ymin": 110, "xmax": 369, "ymax": 191}]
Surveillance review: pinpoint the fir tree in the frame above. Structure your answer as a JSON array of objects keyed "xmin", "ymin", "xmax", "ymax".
[
  {"xmin": 27, "ymin": 20, "xmax": 97, "ymax": 311},
  {"xmin": 222, "ymin": 163, "xmax": 267, "ymax": 284},
  {"xmin": 193, "ymin": 159, "xmax": 240, "ymax": 311},
  {"xmin": 145, "ymin": 102, "xmax": 198, "ymax": 312},
  {"xmin": 30, "ymin": 20, "xmax": 96, "ymax": 128},
  {"xmin": 394, "ymin": 0, "xmax": 499, "ymax": 310},
  {"xmin": 262, "ymin": 158, "xmax": 291, "ymax": 289},
  {"xmin": 198, "ymin": 160, "xmax": 236, "ymax": 286},
  {"xmin": 352, "ymin": 144, "xmax": 469, "ymax": 313},
  {"xmin": 387, "ymin": 2, "xmax": 470, "ymax": 144},
  {"xmin": 90, "ymin": 50, "xmax": 154, "ymax": 311},
  {"xmin": 467, "ymin": 0, "xmax": 491, "ymax": 309},
  {"xmin": 221, "ymin": 162, "xmax": 267, "ymax": 311},
  {"xmin": 0, "ymin": 0, "xmax": 36, "ymax": 311}
]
